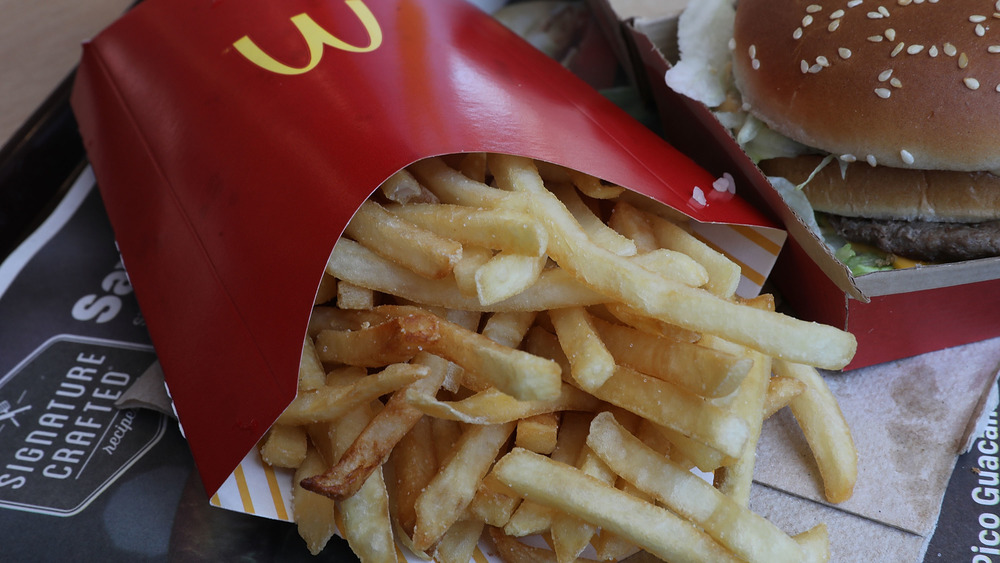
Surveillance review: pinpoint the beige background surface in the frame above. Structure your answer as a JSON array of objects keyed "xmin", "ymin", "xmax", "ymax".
[{"xmin": 0, "ymin": 0, "xmax": 133, "ymax": 149}]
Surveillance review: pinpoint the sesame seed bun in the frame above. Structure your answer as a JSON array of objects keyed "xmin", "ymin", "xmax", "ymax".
[{"xmin": 731, "ymin": 0, "xmax": 1000, "ymax": 172}]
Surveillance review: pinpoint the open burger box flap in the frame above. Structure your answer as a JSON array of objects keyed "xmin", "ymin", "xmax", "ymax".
[
  {"xmin": 67, "ymin": 0, "xmax": 797, "ymax": 550},
  {"xmin": 587, "ymin": 0, "xmax": 1000, "ymax": 371}
]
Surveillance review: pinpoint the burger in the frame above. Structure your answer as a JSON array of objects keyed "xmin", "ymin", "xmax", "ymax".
[{"xmin": 672, "ymin": 0, "xmax": 1000, "ymax": 273}]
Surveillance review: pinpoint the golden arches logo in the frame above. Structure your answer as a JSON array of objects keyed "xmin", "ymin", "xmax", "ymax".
[{"xmin": 233, "ymin": 0, "xmax": 382, "ymax": 75}]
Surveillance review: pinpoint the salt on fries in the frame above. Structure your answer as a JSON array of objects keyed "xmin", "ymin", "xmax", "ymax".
[{"xmin": 256, "ymin": 153, "xmax": 859, "ymax": 562}]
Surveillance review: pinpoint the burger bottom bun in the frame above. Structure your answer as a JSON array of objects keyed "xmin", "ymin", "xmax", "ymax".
[{"xmin": 759, "ymin": 156, "xmax": 1000, "ymax": 223}]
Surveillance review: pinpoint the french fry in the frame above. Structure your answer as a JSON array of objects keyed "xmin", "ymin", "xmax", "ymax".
[
  {"xmin": 345, "ymin": 200, "xmax": 462, "ymax": 279},
  {"xmin": 327, "ymin": 238, "xmax": 607, "ymax": 312},
  {"xmin": 474, "ymin": 252, "xmax": 547, "ymax": 306},
  {"xmin": 336, "ymin": 280, "xmax": 376, "ymax": 310},
  {"xmin": 298, "ymin": 336, "xmax": 326, "ymax": 391},
  {"xmin": 380, "ymin": 168, "xmax": 439, "ymax": 204},
  {"xmin": 548, "ymin": 182, "xmax": 635, "ymax": 256},
  {"xmin": 386, "ymin": 203, "xmax": 548, "ymax": 257},
  {"xmin": 486, "ymin": 154, "xmax": 856, "ymax": 370},
  {"xmin": 514, "ymin": 412, "xmax": 559, "ymax": 455},
  {"xmin": 548, "ymin": 306, "xmax": 616, "ymax": 391},
  {"xmin": 293, "ymin": 447, "xmax": 339, "ymax": 555},
  {"xmin": 315, "ymin": 313, "xmax": 440, "ymax": 367},
  {"xmin": 300, "ymin": 352, "xmax": 449, "ymax": 501},
  {"xmin": 481, "ymin": 311, "xmax": 538, "ymax": 348},
  {"xmin": 468, "ymin": 472, "xmax": 522, "ymax": 527},
  {"xmin": 563, "ymin": 166, "xmax": 626, "ymax": 200},
  {"xmin": 713, "ymin": 349, "xmax": 772, "ymax": 506},
  {"xmin": 314, "ymin": 273, "xmax": 338, "ymax": 305},
  {"xmin": 260, "ymin": 424, "xmax": 308, "ymax": 468},
  {"xmin": 405, "ymin": 384, "xmax": 600, "ymax": 425},
  {"xmin": 590, "ymin": 315, "xmax": 751, "ymax": 398},
  {"xmin": 763, "ymin": 375, "xmax": 807, "ymax": 419},
  {"xmin": 432, "ymin": 519, "xmax": 485, "ymax": 563},
  {"xmin": 773, "ymin": 359, "xmax": 858, "ymax": 503},
  {"xmin": 386, "ymin": 415, "xmax": 437, "ymax": 539},
  {"xmin": 628, "ymin": 248, "xmax": 710, "ymax": 287},
  {"xmin": 587, "ymin": 412, "xmax": 807, "ymax": 563},
  {"xmin": 412, "ymin": 421, "xmax": 516, "ymax": 552},
  {"xmin": 794, "ymin": 523, "xmax": 831, "ymax": 563},
  {"xmin": 492, "ymin": 448, "xmax": 742, "ymax": 563},
  {"xmin": 277, "ymin": 364, "xmax": 427, "ymax": 425}
]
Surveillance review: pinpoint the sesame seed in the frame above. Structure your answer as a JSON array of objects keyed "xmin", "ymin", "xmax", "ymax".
[
  {"xmin": 878, "ymin": 69, "xmax": 893, "ymax": 81},
  {"xmin": 929, "ymin": 45, "xmax": 939, "ymax": 57},
  {"xmin": 996, "ymin": 1, "xmax": 1000, "ymax": 12},
  {"xmin": 891, "ymin": 42, "xmax": 905, "ymax": 56},
  {"xmin": 803, "ymin": 14, "xmax": 814, "ymax": 26},
  {"xmin": 847, "ymin": 0, "xmax": 863, "ymax": 7},
  {"xmin": 801, "ymin": 60, "xmax": 810, "ymax": 73},
  {"xmin": 977, "ymin": 24, "xmax": 987, "ymax": 37},
  {"xmin": 900, "ymin": 150, "xmax": 914, "ymax": 164},
  {"xmin": 960, "ymin": 52, "xmax": 970, "ymax": 68},
  {"xmin": 807, "ymin": 4, "xmax": 823, "ymax": 12},
  {"xmin": 752, "ymin": 58, "xmax": 761, "ymax": 70},
  {"xmin": 907, "ymin": 44, "xmax": 925, "ymax": 54},
  {"xmin": 794, "ymin": 27, "xmax": 804, "ymax": 39},
  {"xmin": 879, "ymin": 6, "xmax": 891, "ymax": 16},
  {"xmin": 829, "ymin": 19, "xmax": 841, "ymax": 31},
  {"xmin": 841, "ymin": 154, "xmax": 857, "ymax": 162},
  {"xmin": 867, "ymin": 155, "xmax": 878, "ymax": 166},
  {"xmin": 875, "ymin": 87, "xmax": 892, "ymax": 98},
  {"xmin": 809, "ymin": 63, "xmax": 824, "ymax": 73},
  {"xmin": 817, "ymin": 55, "xmax": 830, "ymax": 67},
  {"xmin": 891, "ymin": 77, "xmax": 903, "ymax": 87},
  {"xmin": 899, "ymin": 0, "xmax": 912, "ymax": 4},
  {"xmin": 729, "ymin": 38, "xmax": 737, "ymax": 50},
  {"xmin": 885, "ymin": 28, "xmax": 897, "ymax": 41},
  {"xmin": 749, "ymin": 45, "xmax": 757, "ymax": 58},
  {"xmin": 990, "ymin": 45, "xmax": 1000, "ymax": 53},
  {"xmin": 972, "ymin": 15, "xmax": 988, "ymax": 23},
  {"xmin": 944, "ymin": 42, "xmax": 958, "ymax": 56},
  {"xmin": 867, "ymin": 11, "xmax": 884, "ymax": 18},
  {"xmin": 996, "ymin": 83, "xmax": 1000, "ymax": 92},
  {"xmin": 839, "ymin": 47, "xmax": 853, "ymax": 58},
  {"xmin": 869, "ymin": 35, "xmax": 885, "ymax": 42},
  {"xmin": 831, "ymin": 9, "xmax": 845, "ymax": 18},
  {"xmin": 965, "ymin": 77, "xmax": 981, "ymax": 89}
]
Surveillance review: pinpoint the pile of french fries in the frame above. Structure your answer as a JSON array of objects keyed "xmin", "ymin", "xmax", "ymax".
[{"xmin": 257, "ymin": 153, "xmax": 859, "ymax": 563}]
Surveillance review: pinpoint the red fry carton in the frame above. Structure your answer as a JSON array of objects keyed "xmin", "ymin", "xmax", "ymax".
[
  {"xmin": 70, "ymin": 0, "xmax": 786, "ymax": 527},
  {"xmin": 589, "ymin": 0, "xmax": 1000, "ymax": 370}
]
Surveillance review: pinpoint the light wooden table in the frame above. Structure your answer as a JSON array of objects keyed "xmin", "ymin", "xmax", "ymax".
[{"xmin": 0, "ymin": 0, "xmax": 133, "ymax": 149}]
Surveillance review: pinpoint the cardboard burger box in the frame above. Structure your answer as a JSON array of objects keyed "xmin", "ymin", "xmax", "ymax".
[
  {"xmin": 69, "ymin": 0, "xmax": 793, "ymax": 545},
  {"xmin": 588, "ymin": 0, "xmax": 1000, "ymax": 370}
]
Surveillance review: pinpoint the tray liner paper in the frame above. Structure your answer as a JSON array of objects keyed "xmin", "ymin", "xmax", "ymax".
[{"xmin": 70, "ymin": 0, "xmax": 783, "ymax": 510}]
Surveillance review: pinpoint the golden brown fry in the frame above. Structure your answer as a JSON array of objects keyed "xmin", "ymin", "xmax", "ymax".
[
  {"xmin": 481, "ymin": 311, "xmax": 538, "ymax": 348},
  {"xmin": 773, "ymin": 359, "xmax": 858, "ymax": 503},
  {"xmin": 763, "ymin": 375, "xmax": 807, "ymax": 419},
  {"xmin": 795, "ymin": 523, "xmax": 831, "ymax": 563},
  {"xmin": 298, "ymin": 336, "xmax": 326, "ymax": 392},
  {"xmin": 386, "ymin": 203, "xmax": 548, "ymax": 257},
  {"xmin": 628, "ymin": 248, "xmax": 709, "ymax": 288},
  {"xmin": 492, "ymin": 448, "xmax": 742, "ymax": 563},
  {"xmin": 292, "ymin": 446, "xmax": 338, "ymax": 555},
  {"xmin": 346, "ymin": 200, "xmax": 462, "ymax": 279},
  {"xmin": 386, "ymin": 415, "xmax": 437, "ymax": 539},
  {"xmin": 277, "ymin": 363, "xmax": 427, "ymax": 425},
  {"xmin": 405, "ymin": 383, "xmax": 600, "ymax": 425},
  {"xmin": 260, "ymin": 424, "xmax": 308, "ymax": 469},
  {"xmin": 380, "ymin": 168, "xmax": 439, "ymax": 204},
  {"xmin": 590, "ymin": 315, "xmax": 750, "ymax": 398},
  {"xmin": 600, "ymin": 302, "xmax": 700, "ymax": 343},
  {"xmin": 432, "ymin": 519, "xmax": 485, "ymax": 563},
  {"xmin": 412, "ymin": 422, "xmax": 516, "ymax": 552},
  {"xmin": 315, "ymin": 313, "xmax": 439, "ymax": 367},
  {"xmin": 487, "ymin": 154, "xmax": 856, "ymax": 370},
  {"xmin": 549, "ymin": 306, "xmax": 616, "ymax": 391},
  {"xmin": 548, "ymin": 182, "xmax": 635, "ymax": 256},
  {"xmin": 328, "ymin": 238, "xmax": 607, "ymax": 311},
  {"xmin": 587, "ymin": 412, "xmax": 807, "ymax": 563},
  {"xmin": 713, "ymin": 349, "xmax": 771, "ymax": 506},
  {"xmin": 468, "ymin": 472, "xmax": 522, "ymax": 528},
  {"xmin": 514, "ymin": 412, "xmax": 559, "ymax": 455},
  {"xmin": 475, "ymin": 252, "xmax": 547, "ymax": 306},
  {"xmin": 335, "ymin": 280, "xmax": 375, "ymax": 310},
  {"xmin": 457, "ymin": 152, "xmax": 488, "ymax": 184},
  {"xmin": 299, "ymin": 353, "xmax": 448, "ymax": 501}
]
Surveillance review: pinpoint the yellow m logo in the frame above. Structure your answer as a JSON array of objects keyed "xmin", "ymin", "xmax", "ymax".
[{"xmin": 233, "ymin": 1, "xmax": 382, "ymax": 75}]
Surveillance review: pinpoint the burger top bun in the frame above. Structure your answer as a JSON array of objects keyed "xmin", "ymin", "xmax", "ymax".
[{"xmin": 731, "ymin": 0, "xmax": 1000, "ymax": 172}]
